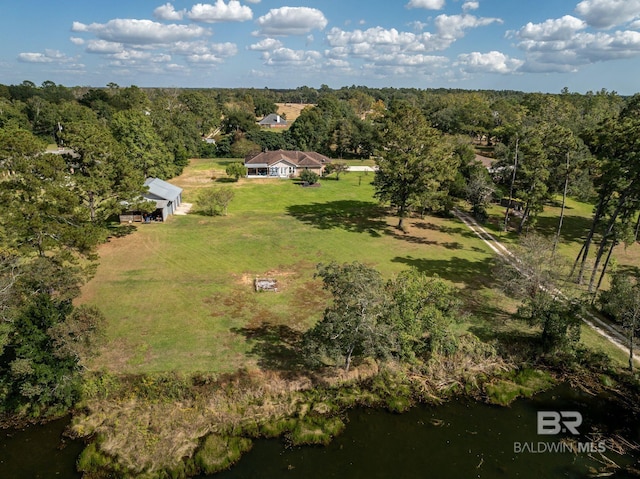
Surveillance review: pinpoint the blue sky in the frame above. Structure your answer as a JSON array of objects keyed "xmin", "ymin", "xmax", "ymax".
[{"xmin": 2, "ymin": 0, "xmax": 640, "ymax": 93}]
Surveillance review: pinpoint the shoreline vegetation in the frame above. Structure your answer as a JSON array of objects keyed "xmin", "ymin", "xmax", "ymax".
[
  {"xmin": 72, "ymin": 336, "xmax": 506, "ymax": 478},
  {"xmin": 67, "ymin": 336, "xmax": 633, "ymax": 479}
]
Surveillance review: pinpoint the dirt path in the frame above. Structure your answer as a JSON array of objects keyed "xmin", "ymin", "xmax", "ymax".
[{"xmin": 452, "ymin": 208, "xmax": 637, "ymax": 365}]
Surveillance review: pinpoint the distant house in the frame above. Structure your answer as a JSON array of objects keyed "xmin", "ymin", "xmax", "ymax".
[
  {"xmin": 258, "ymin": 113, "xmax": 288, "ymax": 128},
  {"xmin": 244, "ymin": 150, "xmax": 331, "ymax": 178},
  {"xmin": 119, "ymin": 177, "xmax": 183, "ymax": 223}
]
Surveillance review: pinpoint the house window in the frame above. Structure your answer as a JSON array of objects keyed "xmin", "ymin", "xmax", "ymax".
[{"xmin": 269, "ymin": 167, "xmax": 278, "ymax": 176}]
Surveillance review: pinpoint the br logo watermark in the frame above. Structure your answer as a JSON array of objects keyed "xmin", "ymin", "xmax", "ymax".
[
  {"xmin": 513, "ymin": 410, "xmax": 607, "ymax": 454},
  {"xmin": 537, "ymin": 411, "xmax": 582, "ymax": 435}
]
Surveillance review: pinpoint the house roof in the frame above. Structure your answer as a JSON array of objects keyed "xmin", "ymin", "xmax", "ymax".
[
  {"xmin": 245, "ymin": 150, "xmax": 330, "ymax": 168},
  {"xmin": 144, "ymin": 177, "xmax": 182, "ymax": 202},
  {"xmin": 258, "ymin": 113, "xmax": 287, "ymax": 126}
]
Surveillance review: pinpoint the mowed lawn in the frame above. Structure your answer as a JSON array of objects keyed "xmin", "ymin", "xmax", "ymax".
[{"xmin": 80, "ymin": 159, "xmax": 499, "ymax": 374}]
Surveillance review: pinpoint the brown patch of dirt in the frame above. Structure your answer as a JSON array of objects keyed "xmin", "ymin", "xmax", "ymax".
[
  {"xmin": 208, "ymin": 261, "xmax": 323, "ymax": 329},
  {"xmin": 289, "ymin": 280, "xmax": 329, "ymax": 325}
]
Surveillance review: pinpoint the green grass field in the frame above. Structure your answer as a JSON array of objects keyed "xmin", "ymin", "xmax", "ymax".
[
  {"xmin": 81, "ymin": 160, "xmax": 496, "ymax": 374},
  {"xmin": 79, "ymin": 159, "xmax": 634, "ymax": 374}
]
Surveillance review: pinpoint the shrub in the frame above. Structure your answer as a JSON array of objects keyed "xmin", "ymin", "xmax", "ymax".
[
  {"xmin": 299, "ymin": 169, "xmax": 319, "ymax": 185},
  {"xmin": 225, "ymin": 162, "xmax": 247, "ymax": 181},
  {"xmin": 197, "ymin": 187, "xmax": 235, "ymax": 216}
]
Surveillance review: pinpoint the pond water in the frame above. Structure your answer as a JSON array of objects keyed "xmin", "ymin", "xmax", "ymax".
[
  {"xmin": 210, "ymin": 384, "xmax": 640, "ymax": 479},
  {"xmin": 0, "ymin": 417, "xmax": 83, "ymax": 479},
  {"xmin": 2, "ymin": 384, "xmax": 639, "ymax": 479}
]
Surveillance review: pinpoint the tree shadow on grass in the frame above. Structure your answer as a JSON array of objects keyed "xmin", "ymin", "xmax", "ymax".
[
  {"xmin": 531, "ymin": 214, "xmax": 593, "ymax": 244},
  {"xmin": 391, "ymin": 255, "xmax": 496, "ymax": 290},
  {"xmin": 231, "ymin": 323, "xmax": 306, "ymax": 372},
  {"xmin": 413, "ymin": 220, "xmax": 478, "ymax": 239},
  {"xmin": 388, "ymin": 228, "xmax": 465, "ymax": 249},
  {"xmin": 286, "ymin": 200, "xmax": 388, "ymax": 237},
  {"xmin": 106, "ymin": 223, "xmax": 137, "ymax": 238},
  {"xmin": 615, "ymin": 263, "xmax": 640, "ymax": 278}
]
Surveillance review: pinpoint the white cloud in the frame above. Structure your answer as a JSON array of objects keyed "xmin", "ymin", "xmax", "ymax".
[
  {"xmin": 209, "ymin": 42, "xmax": 238, "ymax": 56},
  {"xmin": 406, "ymin": 0, "xmax": 445, "ymax": 9},
  {"xmin": 326, "ymin": 26, "xmax": 436, "ymax": 51},
  {"xmin": 325, "ymin": 15, "xmax": 501, "ymax": 74},
  {"xmin": 326, "ymin": 13, "xmax": 500, "ymax": 64},
  {"xmin": 249, "ymin": 38, "xmax": 283, "ymax": 51},
  {"xmin": 154, "ymin": 3, "xmax": 186, "ymax": 21},
  {"xmin": 256, "ymin": 7, "xmax": 328, "ymax": 36},
  {"xmin": 71, "ymin": 19, "xmax": 208, "ymax": 45},
  {"xmin": 456, "ymin": 51, "xmax": 523, "ymax": 73},
  {"xmin": 170, "ymin": 41, "xmax": 211, "ymax": 55},
  {"xmin": 249, "ymin": 69, "xmax": 273, "ymax": 78},
  {"xmin": 187, "ymin": 1, "xmax": 253, "ymax": 23},
  {"xmin": 516, "ymin": 29, "xmax": 640, "ymax": 73},
  {"xmin": 373, "ymin": 53, "xmax": 449, "ymax": 67},
  {"xmin": 513, "ymin": 8, "xmax": 640, "ymax": 72},
  {"xmin": 166, "ymin": 63, "xmax": 189, "ymax": 73},
  {"xmin": 187, "ymin": 54, "xmax": 225, "ymax": 64},
  {"xmin": 575, "ymin": 0, "xmax": 640, "ymax": 29},
  {"xmin": 71, "ymin": 22, "xmax": 89, "ymax": 33},
  {"xmin": 325, "ymin": 25, "xmax": 454, "ymax": 74},
  {"xmin": 262, "ymin": 47, "xmax": 322, "ymax": 66},
  {"xmin": 170, "ymin": 40, "xmax": 237, "ymax": 58},
  {"xmin": 434, "ymin": 14, "xmax": 503, "ymax": 40},
  {"xmin": 326, "ymin": 58, "xmax": 350, "ymax": 68},
  {"xmin": 111, "ymin": 50, "xmax": 156, "ymax": 62},
  {"xmin": 462, "ymin": 1, "xmax": 479, "ymax": 12},
  {"xmin": 409, "ymin": 21, "xmax": 429, "ymax": 32},
  {"xmin": 70, "ymin": 37, "xmax": 85, "ymax": 46},
  {"xmin": 18, "ymin": 53, "xmax": 54, "ymax": 63},
  {"xmin": 18, "ymin": 49, "xmax": 73, "ymax": 64},
  {"xmin": 517, "ymin": 15, "xmax": 586, "ymax": 41},
  {"xmin": 86, "ymin": 40, "xmax": 124, "ymax": 53}
]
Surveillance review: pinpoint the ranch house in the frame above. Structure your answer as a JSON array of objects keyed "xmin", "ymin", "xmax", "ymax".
[
  {"xmin": 244, "ymin": 150, "xmax": 331, "ymax": 178},
  {"xmin": 258, "ymin": 113, "xmax": 288, "ymax": 128}
]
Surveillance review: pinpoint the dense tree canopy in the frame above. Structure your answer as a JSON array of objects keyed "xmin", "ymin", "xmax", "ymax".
[{"xmin": 304, "ymin": 262, "xmax": 462, "ymax": 371}]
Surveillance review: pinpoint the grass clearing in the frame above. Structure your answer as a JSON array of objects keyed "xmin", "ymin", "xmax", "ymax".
[
  {"xmin": 80, "ymin": 159, "xmax": 497, "ymax": 374},
  {"xmin": 79, "ymin": 159, "xmax": 636, "ymax": 375}
]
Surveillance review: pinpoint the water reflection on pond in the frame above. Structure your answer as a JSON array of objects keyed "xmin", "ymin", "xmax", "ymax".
[{"xmin": 211, "ymin": 384, "xmax": 640, "ymax": 479}]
